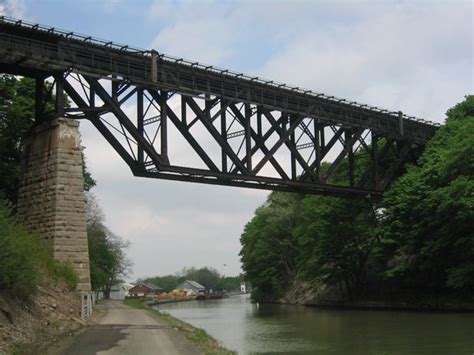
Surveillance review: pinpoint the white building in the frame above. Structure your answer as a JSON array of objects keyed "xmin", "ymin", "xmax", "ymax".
[
  {"xmin": 109, "ymin": 283, "xmax": 134, "ymax": 300},
  {"xmin": 175, "ymin": 280, "xmax": 206, "ymax": 296}
]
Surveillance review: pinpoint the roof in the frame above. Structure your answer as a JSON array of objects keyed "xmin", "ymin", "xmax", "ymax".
[
  {"xmin": 182, "ymin": 280, "xmax": 205, "ymax": 290},
  {"xmin": 144, "ymin": 283, "xmax": 163, "ymax": 291}
]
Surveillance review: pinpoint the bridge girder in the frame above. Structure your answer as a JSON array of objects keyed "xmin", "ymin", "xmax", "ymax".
[{"xmin": 0, "ymin": 16, "xmax": 439, "ymax": 197}]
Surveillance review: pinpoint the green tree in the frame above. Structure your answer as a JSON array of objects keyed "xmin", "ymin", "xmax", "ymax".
[
  {"xmin": 239, "ymin": 192, "xmax": 303, "ymax": 301},
  {"xmin": 382, "ymin": 96, "xmax": 474, "ymax": 292},
  {"xmin": 0, "ymin": 75, "xmax": 95, "ymax": 204},
  {"xmin": 0, "ymin": 76, "xmax": 36, "ymax": 203},
  {"xmin": 86, "ymin": 193, "xmax": 131, "ymax": 297},
  {"xmin": 294, "ymin": 195, "xmax": 377, "ymax": 299}
]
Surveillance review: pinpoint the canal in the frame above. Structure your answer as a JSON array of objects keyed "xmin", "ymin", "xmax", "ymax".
[{"xmin": 156, "ymin": 294, "xmax": 474, "ymax": 354}]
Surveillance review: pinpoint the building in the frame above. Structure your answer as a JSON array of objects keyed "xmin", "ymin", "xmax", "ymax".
[
  {"xmin": 175, "ymin": 280, "xmax": 205, "ymax": 296},
  {"xmin": 109, "ymin": 283, "xmax": 135, "ymax": 300},
  {"xmin": 240, "ymin": 281, "xmax": 251, "ymax": 294},
  {"xmin": 128, "ymin": 283, "xmax": 163, "ymax": 298}
]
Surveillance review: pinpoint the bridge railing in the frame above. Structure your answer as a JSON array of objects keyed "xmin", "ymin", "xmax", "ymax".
[{"xmin": 0, "ymin": 16, "xmax": 439, "ymax": 145}]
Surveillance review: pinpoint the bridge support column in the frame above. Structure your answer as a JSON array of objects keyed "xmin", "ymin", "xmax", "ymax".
[{"xmin": 16, "ymin": 118, "xmax": 91, "ymax": 292}]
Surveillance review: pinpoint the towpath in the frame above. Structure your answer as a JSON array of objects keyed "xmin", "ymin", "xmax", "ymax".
[{"xmin": 52, "ymin": 300, "xmax": 201, "ymax": 355}]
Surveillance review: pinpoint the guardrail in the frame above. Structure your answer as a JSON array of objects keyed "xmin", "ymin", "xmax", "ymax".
[{"xmin": 0, "ymin": 15, "xmax": 439, "ymax": 144}]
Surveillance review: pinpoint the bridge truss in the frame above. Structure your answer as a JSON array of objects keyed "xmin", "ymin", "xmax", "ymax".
[{"xmin": 0, "ymin": 17, "xmax": 439, "ymax": 197}]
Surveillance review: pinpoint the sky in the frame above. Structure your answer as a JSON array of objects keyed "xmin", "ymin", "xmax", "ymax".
[{"xmin": 1, "ymin": 0, "xmax": 472, "ymax": 280}]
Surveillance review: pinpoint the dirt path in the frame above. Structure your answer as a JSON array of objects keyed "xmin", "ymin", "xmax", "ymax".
[{"xmin": 51, "ymin": 300, "xmax": 202, "ymax": 355}]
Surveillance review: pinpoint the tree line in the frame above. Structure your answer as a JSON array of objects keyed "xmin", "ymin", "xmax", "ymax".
[
  {"xmin": 240, "ymin": 96, "xmax": 473, "ymax": 303},
  {"xmin": 141, "ymin": 267, "xmax": 242, "ymax": 292},
  {"xmin": 0, "ymin": 75, "xmax": 131, "ymax": 299}
]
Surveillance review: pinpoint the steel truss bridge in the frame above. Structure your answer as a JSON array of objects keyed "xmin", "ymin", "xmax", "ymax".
[{"xmin": 0, "ymin": 17, "xmax": 439, "ymax": 197}]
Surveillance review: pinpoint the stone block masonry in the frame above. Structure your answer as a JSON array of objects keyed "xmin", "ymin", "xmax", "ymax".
[{"xmin": 16, "ymin": 118, "xmax": 91, "ymax": 292}]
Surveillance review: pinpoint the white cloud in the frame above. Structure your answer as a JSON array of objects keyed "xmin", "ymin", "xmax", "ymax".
[
  {"xmin": 77, "ymin": 0, "xmax": 472, "ymax": 280},
  {"xmin": 0, "ymin": 0, "xmax": 26, "ymax": 18},
  {"xmin": 146, "ymin": 0, "xmax": 473, "ymax": 122}
]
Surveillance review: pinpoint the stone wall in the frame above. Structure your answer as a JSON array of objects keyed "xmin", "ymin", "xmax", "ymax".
[{"xmin": 16, "ymin": 118, "xmax": 91, "ymax": 292}]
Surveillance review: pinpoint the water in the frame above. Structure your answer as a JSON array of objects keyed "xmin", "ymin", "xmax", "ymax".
[{"xmin": 156, "ymin": 294, "xmax": 474, "ymax": 355}]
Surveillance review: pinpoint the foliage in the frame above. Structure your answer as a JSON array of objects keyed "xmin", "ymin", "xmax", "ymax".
[
  {"xmin": 0, "ymin": 75, "xmax": 37, "ymax": 203},
  {"xmin": 219, "ymin": 276, "xmax": 242, "ymax": 292},
  {"xmin": 239, "ymin": 192, "xmax": 303, "ymax": 300},
  {"xmin": 381, "ymin": 95, "xmax": 474, "ymax": 292},
  {"xmin": 0, "ymin": 200, "xmax": 78, "ymax": 299},
  {"xmin": 0, "ymin": 200, "xmax": 43, "ymax": 298},
  {"xmin": 86, "ymin": 193, "xmax": 131, "ymax": 296},
  {"xmin": 141, "ymin": 267, "xmax": 241, "ymax": 292},
  {"xmin": 295, "ymin": 195, "xmax": 377, "ymax": 299},
  {"xmin": 240, "ymin": 96, "xmax": 473, "ymax": 302},
  {"xmin": 46, "ymin": 259, "xmax": 80, "ymax": 290},
  {"xmin": 0, "ymin": 74, "xmax": 95, "ymax": 205}
]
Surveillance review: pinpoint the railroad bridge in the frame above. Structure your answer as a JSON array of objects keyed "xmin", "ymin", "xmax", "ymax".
[{"xmin": 0, "ymin": 17, "xmax": 439, "ymax": 292}]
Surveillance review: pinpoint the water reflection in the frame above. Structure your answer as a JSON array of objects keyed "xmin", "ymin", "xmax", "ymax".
[{"xmin": 156, "ymin": 294, "xmax": 474, "ymax": 354}]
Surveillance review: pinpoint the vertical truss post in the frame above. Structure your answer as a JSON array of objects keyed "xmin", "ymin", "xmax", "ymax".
[
  {"xmin": 290, "ymin": 114, "xmax": 297, "ymax": 180},
  {"xmin": 320, "ymin": 123, "xmax": 326, "ymax": 151},
  {"xmin": 54, "ymin": 74, "xmax": 65, "ymax": 117},
  {"xmin": 245, "ymin": 103, "xmax": 252, "ymax": 170},
  {"xmin": 346, "ymin": 130, "xmax": 355, "ymax": 187},
  {"xmin": 205, "ymin": 94, "xmax": 212, "ymax": 120},
  {"xmin": 372, "ymin": 132, "xmax": 379, "ymax": 190},
  {"xmin": 220, "ymin": 99, "xmax": 227, "ymax": 172},
  {"xmin": 89, "ymin": 85, "xmax": 95, "ymax": 107},
  {"xmin": 137, "ymin": 88, "xmax": 144, "ymax": 164},
  {"xmin": 257, "ymin": 107, "xmax": 262, "ymax": 138},
  {"xmin": 111, "ymin": 80, "xmax": 119, "ymax": 101},
  {"xmin": 160, "ymin": 90, "xmax": 168, "ymax": 158},
  {"xmin": 181, "ymin": 95, "xmax": 187, "ymax": 125},
  {"xmin": 314, "ymin": 118, "xmax": 321, "ymax": 180},
  {"xmin": 151, "ymin": 50, "xmax": 158, "ymax": 83},
  {"xmin": 398, "ymin": 111, "xmax": 404, "ymax": 136},
  {"xmin": 35, "ymin": 76, "xmax": 44, "ymax": 120},
  {"xmin": 281, "ymin": 112, "xmax": 287, "ymax": 131}
]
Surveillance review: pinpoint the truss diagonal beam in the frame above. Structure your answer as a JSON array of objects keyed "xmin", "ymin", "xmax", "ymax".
[
  {"xmin": 184, "ymin": 96, "xmax": 249, "ymax": 174},
  {"xmin": 228, "ymin": 104, "xmax": 290, "ymax": 180},
  {"xmin": 86, "ymin": 77, "xmax": 169, "ymax": 167}
]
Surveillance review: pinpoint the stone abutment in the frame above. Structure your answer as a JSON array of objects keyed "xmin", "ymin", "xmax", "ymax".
[{"xmin": 16, "ymin": 118, "xmax": 91, "ymax": 292}]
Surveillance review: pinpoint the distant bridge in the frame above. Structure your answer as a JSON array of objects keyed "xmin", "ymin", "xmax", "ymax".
[{"xmin": 0, "ymin": 17, "xmax": 439, "ymax": 197}]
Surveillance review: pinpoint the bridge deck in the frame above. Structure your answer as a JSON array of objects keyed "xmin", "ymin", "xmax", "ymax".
[
  {"xmin": 0, "ymin": 16, "xmax": 437, "ymax": 144},
  {"xmin": 0, "ymin": 16, "xmax": 439, "ymax": 197}
]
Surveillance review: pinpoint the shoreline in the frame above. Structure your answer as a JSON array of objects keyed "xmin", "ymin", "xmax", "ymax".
[
  {"xmin": 269, "ymin": 297, "xmax": 474, "ymax": 313},
  {"xmin": 124, "ymin": 299, "xmax": 235, "ymax": 355},
  {"xmin": 303, "ymin": 300, "xmax": 474, "ymax": 313},
  {"xmin": 274, "ymin": 300, "xmax": 474, "ymax": 313}
]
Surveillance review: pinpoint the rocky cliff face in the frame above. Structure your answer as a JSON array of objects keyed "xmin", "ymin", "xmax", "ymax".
[
  {"xmin": 0, "ymin": 282, "xmax": 85, "ymax": 353},
  {"xmin": 279, "ymin": 280, "xmax": 345, "ymax": 305},
  {"xmin": 278, "ymin": 280, "xmax": 474, "ymax": 311}
]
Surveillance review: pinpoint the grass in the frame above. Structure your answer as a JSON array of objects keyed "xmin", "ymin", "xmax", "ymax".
[
  {"xmin": 0, "ymin": 200, "xmax": 79, "ymax": 299},
  {"xmin": 124, "ymin": 299, "xmax": 236, "ymax": 355}
]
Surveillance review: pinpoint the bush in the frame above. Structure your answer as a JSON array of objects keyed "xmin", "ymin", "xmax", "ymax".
[
  {"xmin": 0, "ymin": 201, "xmax": 43, "ymax": 298},
  {"xmin": 0, "ymin": 200, "xmax": 79, "ymax": 298},
  {"xmin": 46, "ymin": 260, "xmax": 80, "ymax": 290}
]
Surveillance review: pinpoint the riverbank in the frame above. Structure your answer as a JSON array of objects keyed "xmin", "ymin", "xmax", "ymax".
[
  {"xmin": 124, "ymin": 299, "xmax": 235, "ymax": 355},
  {"xmin": 277, "ymin": 281, "xmax": 474, "ymax": 312}
]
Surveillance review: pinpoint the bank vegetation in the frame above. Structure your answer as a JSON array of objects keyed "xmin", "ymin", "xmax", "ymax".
[{"xmin": 240, "ymin": 96, "xmax": 474, "ymax": 310}]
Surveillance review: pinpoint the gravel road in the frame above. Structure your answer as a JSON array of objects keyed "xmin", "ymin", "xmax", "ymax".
[{"xmin": 55, "ymin": 300, "xmax": 201, "ymax": 355}]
